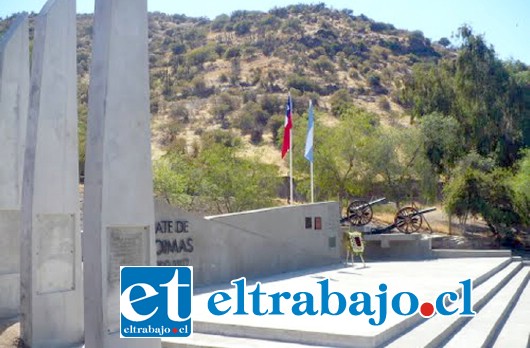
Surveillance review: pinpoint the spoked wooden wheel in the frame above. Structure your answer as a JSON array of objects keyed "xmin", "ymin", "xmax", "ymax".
[
  {"xmin": 347, "ymin": 200, "xmax": 373, "ymax": 226},
  {"xmin": 394, "ymin": 206, "xmax": 422, "ymax": 233}
]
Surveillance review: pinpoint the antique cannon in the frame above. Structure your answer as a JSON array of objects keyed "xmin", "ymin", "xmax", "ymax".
[
  {"xmin": 340, "ymin": 197, "xmax": 386, "ymax": 225},
  {"xmin": 368, "ymin": 206, "xmax": 437, "ymax": 234}
]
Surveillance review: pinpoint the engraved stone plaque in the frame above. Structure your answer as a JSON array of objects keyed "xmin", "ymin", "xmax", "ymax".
[
  {"xmin": 0, "ymin": 273, "xmax": 19, "ymax": 318},
  {"xmin": 35, "ymin": 214, "xmax": 75, "ymax": 294},
  {"xmin": 106, "ymin": 225, "xmax": 149, "ymax": 333},
  {"xmin": 328, "ymin": 236, "xmax": 336, "ymax": 249},
  {"xmin": 0, "ymin": 210, "xmax": 20, "ymax": 275}
]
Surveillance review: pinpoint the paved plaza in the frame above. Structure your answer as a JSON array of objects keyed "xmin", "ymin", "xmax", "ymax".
[{"xmin": 165, "ymin": 256, "xmax": 529, "ymax": 348}]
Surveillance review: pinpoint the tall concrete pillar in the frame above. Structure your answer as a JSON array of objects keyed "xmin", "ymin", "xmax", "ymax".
[
  {"xmin": 20, "ymin": 0, "xmax": 84, "ymax": 346},
  {"xmin": 83, "ymin": 0, "xmax": 159, "ymax": 347},
  {"xmin": 0, "ymin": 14, "xmax": 29, "ymax": 320}
]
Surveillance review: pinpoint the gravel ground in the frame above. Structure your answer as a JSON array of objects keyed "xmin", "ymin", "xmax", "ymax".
[{"xmin": 0, "ymin": 319, "xmax": 21, "ymax": 348}]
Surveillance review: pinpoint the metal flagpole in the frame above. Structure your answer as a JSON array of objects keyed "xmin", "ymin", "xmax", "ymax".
[
  {"xmin": 310, "ymin": 160, "xmax": 314, "ymax": 203},
  {"xmin": 289, "ymin": 92, "xmax": 294, "ymax": 205},
  {"xmin": 309, "ymin": 100, "xmax": 314, "ymax": 203}
]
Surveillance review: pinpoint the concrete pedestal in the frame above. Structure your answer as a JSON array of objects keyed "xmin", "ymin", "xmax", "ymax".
[
  {"xmin": 83, "ymin": 0, "xmax": 159, "ymax": 347},
  {"xmin": 362, "ymin": 233, "xmax": 432, "ymax": 260},
  {"xmin": 20, "ymin": 0, "xmax": 84, "ymax": 346},
  {"xmin": 0, "ymin": 14, "xmax": 29, "ymax": 320}
]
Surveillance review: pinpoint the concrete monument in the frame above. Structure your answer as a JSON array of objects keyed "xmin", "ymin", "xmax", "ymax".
[
  {"xmin": 155, "ymin": 200, "xmax": 341, "ymax": 287},
  {"xmin": 83, "ymin": 0, "xmax": 159, "ymax": 346},
  {"xmin": 0, "ymin": 14, "xmax": 29, "ymax": 320},
  {"xmin": 20, "ymin": 0, "xmax": 84, "ymax": 346}
]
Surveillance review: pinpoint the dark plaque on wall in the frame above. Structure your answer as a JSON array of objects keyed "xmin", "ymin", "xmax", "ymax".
[
  {"xmin": 305, "ymin": 217, "xmax": 312, "ymax": 229},
  {"xmin": 314, "ymin": 217, "xmax": 322, "ymax": 230}
]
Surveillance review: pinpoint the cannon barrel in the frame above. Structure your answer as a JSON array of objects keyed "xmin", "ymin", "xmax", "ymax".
[
  {"xmin": 354, "ymin": 197, "xmax": 386, "ymax": 209},
  {"xmin": 414, "ymin": 207, "xmax": 437, "ymax": 216}
]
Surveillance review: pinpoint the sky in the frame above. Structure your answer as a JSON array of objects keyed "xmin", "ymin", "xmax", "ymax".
[{"xmin": 1, "ymin": 0, "xmax": 529, "ymax": 64}]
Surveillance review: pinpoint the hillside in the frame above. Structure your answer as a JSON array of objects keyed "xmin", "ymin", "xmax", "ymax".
[
  {"xmin": 0, "ymin": 4, "xmax": 454, "ymax": 168},
  {"xmin": 143, "ymin": 6, "xmax": 452, "ymax": 165}
]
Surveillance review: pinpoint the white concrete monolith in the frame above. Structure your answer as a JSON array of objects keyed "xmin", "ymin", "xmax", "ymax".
[
  {"xmin": 83, "ymin": 0, "xmax": 159, "ymax": 347},
  {"xmin": 0, "ymin": 14, "xmax": 29, "ymax": 320},
  {"xmin": 20, "ymin": 0, "xmax": 84, "ymax": 346}
]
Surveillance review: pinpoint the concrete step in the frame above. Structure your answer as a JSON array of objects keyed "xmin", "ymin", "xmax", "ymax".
[
  {"xmin": 162, "ymin": 333, "xmax": 332, "ymax": 348},
  {"xmin": 431, "ymin": 249, "xmax": 512, "ymax": 258},
  {"xmin": 192, "ymin": 321, "xmax": 375, "ymax": 348},
  {"xmin": 492, "ymin": 266, "xmax": 530, "ymax": 348},
  {"xmin": 444, "ymin": 266, "xmax": 530, "ymax": 348},
  {"xmin": 386, "ymin": 260, "xmax": 523, "ymax": 348}
]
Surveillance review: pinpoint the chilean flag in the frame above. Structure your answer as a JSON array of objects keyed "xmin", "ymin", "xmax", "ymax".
[{"xmin": 281, "ymin": 95, "xmax": 293, "ymax": 159}]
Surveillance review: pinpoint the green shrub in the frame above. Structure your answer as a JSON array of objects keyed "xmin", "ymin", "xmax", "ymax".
[
  {"xmin": 211, "ymin": 14, "xmax": 229, "ymax": 32},
  {"xmin": 378, "ymin": 97, "xmax": 391, "ymax": 111},
  {"xmin": 224, "ymin": 46, "xmax": 241, "ymax": 59},
  {"xmin": 260, "ymin": 95, "xmax": 283, "ymax": 116},
  {"xmin": 234, "ymin": 21, "xmax": 252, "ymax": 36},
  {"xmin": 286, "ymin": 74, "xmax": 321, "ymax": 93},
  {"xmin": 185, "ymin": 45, "xmax": 217, "ymax": 66},
  {"xmin": 330, "ymin": 89, "xmax": 352, "ymax": 117}
]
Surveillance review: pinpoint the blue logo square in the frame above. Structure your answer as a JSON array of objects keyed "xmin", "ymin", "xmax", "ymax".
[{"xmin": 120, "ymin": 266, "xmax": 192, "ymax": 338}]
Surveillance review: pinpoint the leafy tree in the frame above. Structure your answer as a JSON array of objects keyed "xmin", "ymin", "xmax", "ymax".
[
  {"xmin": 290, "ymin": 106, "xmax": 378, "ymax": 204},
  {"xmin": 453, "ymin": 26, "xmax": 523, "ymax": 166},
  {"xmin": 199, "ymin": 145, "xmax": 278, "ymax": 213},
  {"xmin": 438, "ymin": 37, "xmax": 451, "ymax": 47},
  {"xmin": 512, "ymin": 69, "xmax": 530, "ymax": 147},
  {"xmin": 402, "ymin": 26, "xmax": 527, "ymax": 167},
  {"xmin": 154, "ymin": 140, "xmax": 280, "ymax": 213},
  {"xmin": 510, "ymin": 150, "xmax": 530, "ymax": 224},
  {"xmin": 362, "ymin": 126, "xmax": 433, "ymax": 205},
  {"xmin": 401, "ymin": 62, "xmax": 456, "ymax": 119},
  {"xmin": 420, "ymin": 113, "xmax": 463, "ymax": 174},
  {"xmin": 444, "ymin": 153, "xmax": 520, "ymax": 233},
  {"xmin": 153, "ymin": 154, "xmax": 197, "ymax": 208}
]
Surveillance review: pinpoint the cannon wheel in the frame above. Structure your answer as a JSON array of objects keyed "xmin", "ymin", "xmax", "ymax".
[
  {"xmin": 394, "ymin": 206, "xmax": 422, "ymax": 233},
  {"xmin": 347, "ymin": 200, "xmax": 373, "ymax": 226}
]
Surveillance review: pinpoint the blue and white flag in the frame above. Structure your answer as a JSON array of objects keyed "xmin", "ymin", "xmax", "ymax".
[{"xmin": 304, "ymin": 101, "xmax": 314, "ymax": 162}]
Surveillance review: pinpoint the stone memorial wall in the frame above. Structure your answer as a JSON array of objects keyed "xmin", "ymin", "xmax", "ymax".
[
  {"xmin": 82, "ymin": 0, "xmax": 159, "ymax": 346},
  {"xmin": 155, "ymin": 200, "xmax": 341, "ymax": 287},
  {"xmin": 0, "ymin": 13, "xmax": 29, "ymax": 320},
  {"xmin": 20, "ymin": 0, "xmax": 84, "ymax": 346}
]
